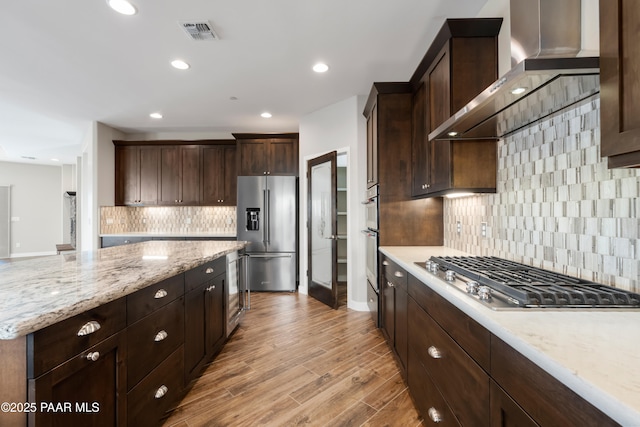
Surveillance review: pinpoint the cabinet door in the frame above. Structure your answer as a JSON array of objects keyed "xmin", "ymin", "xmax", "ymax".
[
  {"xmin": 600, "ymin": 0, "xmax": 640, "ymax": 167},
  {"xmin": 237, "ymin": 139, "xmax": 267, "ymax": 176},
  {"xmin": 490, "ymin": 381, "xmax": 539, "ymax": 427},
  {"xmin": 366, "ymin": 103, "xmax": 379, "ymax": 187},
  {"xmin": 223, "ymin": 145, "xmax": 237, "ymax": 205},
  {"xmin": 115, "ymin": 146, "xmax": 140, "ymax": 205},
  {"xmin": 159, "ymin": 146, "xmax": 181, "ymax": 204},
  {"xmin": 381, "ymin": 274, "xmax": 395, "ymax": 345},
  {"xmin": 395, "ymin": 282, "xmax": 408, "ymax": 374},
  {"xmin": 428, "ymin": 45, "xmax": 452, "ymax": 194},
  {"xmin": 184, "ymin": 273, "xmax": 225, "ymax": 383},
  {"xmin": 411, "ymin": 79, "xmax": 431, "ymax": 196},
  {"xmin": 139, "ymin": 146, "xmax": 160, "ymax": 205},
  {"xmin": 268, "ymin": 139, "xmax": 298, "ymax": 175},
  {"xmin": 180, "ymin": 146, "xmax": 201, "ymax": 204},
  {"xmin": 29, "ymin": 332, "xmax": 127, "ymax": 427},
  {"xmin": 202, "ymin": 146, "xmax": 225, "ymax": 204}
]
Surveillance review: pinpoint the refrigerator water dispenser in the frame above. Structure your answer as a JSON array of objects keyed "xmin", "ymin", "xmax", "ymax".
[{"xmin": 246, "ymin": 208, "xmax": 260, "ymax": 231}]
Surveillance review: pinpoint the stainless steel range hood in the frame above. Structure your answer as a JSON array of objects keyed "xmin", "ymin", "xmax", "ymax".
[{"xmin": 429, "ymin": 0, "xmax": 599, "ymax": 141}]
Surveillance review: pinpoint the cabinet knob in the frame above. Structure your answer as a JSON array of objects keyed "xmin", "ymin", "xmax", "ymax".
[
  {"xmin": 205, "ymin": 267, "xmax": 214, "ymax": 274},
  {"xmin": 382, "ymin": 261, "xmax": 390, "ymax": 266},
  {"xmin": 124, "ymin": 240, "xmax": 130, "ymax": 244},
  {"xmin": 206, "ymin": 285, "xmax": 216, "ymax": 292},
  {"xmin": 154, "ymin": 330, "xmax": 168, "ymax": 342},
  {"xmin": 428, "ymin": 407, "xmax": 443, "ymax": 423},
  {"xmin": 154, "ymin": 385, "xmax": 168, "ymax": 399},
  {"xmin": 154, "ymin": 288, "xmax": 168, "ymax": 299},
  {"xmin": 394, "ymin": 271, "xmax": 404, "ymax": 278},
  {"xmin": 77, "ymin": 320, "xmax": 101, "ymax": 337},
  {"xmin": 86, "ymin": 351, "xmax": 100, "ymax": 362},
  {"xmin": 387, "ymin": 281, "xmax": 395, "ymax": 288},
  {"xmin": 427, "ymin": 345, "xmax": 443, "ymax": 359}
]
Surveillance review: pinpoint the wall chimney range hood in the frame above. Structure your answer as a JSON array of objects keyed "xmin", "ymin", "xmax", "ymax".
[{"xmin": 429, "ymin": 0, "xmax": 599, "ymax": 141}]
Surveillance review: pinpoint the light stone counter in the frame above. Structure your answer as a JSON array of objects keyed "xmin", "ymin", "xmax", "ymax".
[
  {"xmin": 99, "ymin": 232, "xmax": 236, "ymax": 238},
  {"xmin": 380, "ymin": 246, "xmax": 640, "ymax": 426},
  {"xmin": 0, "ymin": 240, "xmax": 246, "ymax": 340}
]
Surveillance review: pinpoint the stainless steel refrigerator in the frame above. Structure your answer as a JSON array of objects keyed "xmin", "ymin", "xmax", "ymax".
[{"xmin": 237, "ymin": 176, "xmax": 297, "ymax": 292}]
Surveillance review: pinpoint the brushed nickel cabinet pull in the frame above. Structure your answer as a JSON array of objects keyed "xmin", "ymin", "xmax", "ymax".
[
  {"xmin": 428, "ymin": 346, "xmax": 443, "ymax": 359},
  {"xmin": 382, "ymin": 260, "xmax": 390, "ymax": 266},
  {"xmin": 205, "ymin": 267, "xmax": 214, "ymax": 274},
  {"xmin": 154, "ymin": 385, "xmax": 168, "ymax": 399},
  {"xmin": 77, "ymin": 320, "xmax": 101, "ymax": 336},
  {"xmin": 154, "ymin": 330, "xmax": 168, "ymax": 342},
  {"xmin": 394, "ymin": 271, "xmax": 404, "ymax": 278},
  {"xmin": 154, "ymin": 289, "xmax": 168, "ymax": 299},
  {"xmin": 206, "ymin": 285, "xmax": 216, "ymax": 292},
  {"xmin": 428, "ymin": 407, "xmax": 443, "ymax": 423},
  {"xmin": 86, "ymin": 351, "xmax": 100, "ymax": 362}
]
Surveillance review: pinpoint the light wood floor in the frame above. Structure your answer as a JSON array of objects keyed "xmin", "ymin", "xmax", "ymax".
[{"xmin": 164, "ymin": 292, "xmax": 423, "ymax": 427}]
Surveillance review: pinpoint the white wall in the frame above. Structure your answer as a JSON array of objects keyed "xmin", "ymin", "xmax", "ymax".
[
  {"xmin": 298, "ymin": 95, "xmax": 369, "ymax": 310},
  {"xmin": 0, "ymin": 161, "xmax": 62, "ymax": 256},
  {"xmin": 79, "ymin": 121, "xmax": 121, "ymax": 251}
]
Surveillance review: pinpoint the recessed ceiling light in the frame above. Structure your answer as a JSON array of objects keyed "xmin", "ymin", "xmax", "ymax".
[
  {"xmin": 229, "ymin": 96, "xmax": 238, "ymax": 101},
  {"xmin": 261, "ymin": 112, "xmax": 272, "ymax": 118},
  {"xmin": 312, "ymin": 63, "xmax": 329, "ymax": 73},
  {"xmin": 171, "ymin": 59, "xmax": 190, "ymax": 70},
  {"xmin": 107, "ymin": 0, "xmax": 137, "ymax": 15},
  {"xmin": 511, "ymin": 87, "xmax": 527, "ymax": 95},
  {"xmin": 150, "ymin": 112, "xmax": 163, "ymax": 119},
  {"xmin": 51, "ymin": 158, "xmax": 60, "ymax": 162}
]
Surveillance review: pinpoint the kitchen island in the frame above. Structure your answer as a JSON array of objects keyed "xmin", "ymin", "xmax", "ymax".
[
  {"xmin": 0, "ymin": 239, "xmax": 246, "ymax": 427},
  {"xmin": 380, "ymin": 246, "xmax": 640, "ymax": 427}
]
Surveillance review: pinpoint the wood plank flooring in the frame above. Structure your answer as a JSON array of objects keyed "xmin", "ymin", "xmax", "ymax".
[{"xmin": 164, "ymin": 292, "xmax": 423, "ymax": 427}]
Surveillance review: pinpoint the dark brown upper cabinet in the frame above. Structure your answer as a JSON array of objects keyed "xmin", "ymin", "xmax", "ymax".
[
  {"xmin": 159, "ymin": 145, "xmax": 201, "ymax": 205},
  {"xmin": 233, "ymin": 133, "xmax": 299, "ymax": 176},
  {"xmin": 114, "ymin": 140, "xmax": 238, "ymax": 207},
  {"xmin": 115, "ymin": 145, "xmax": 160, "ymax": 206},
  {"xmin": 201, "ymin": 144, "xmax": 237, "ymax": 206},
  {"xmin": 600, "ymin": 0, "xmax": 640, "ymax": 168},
  {"xmin": 410, "ymin": 19, "xmax": 502, "ymax": 197}
]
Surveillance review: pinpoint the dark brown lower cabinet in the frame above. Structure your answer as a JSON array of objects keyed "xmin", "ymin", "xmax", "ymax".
[
  {"xmin": 128, "ymin": 346, "xmax": 184, "ymax": 427},
  {"xmin": 184, "ymin": 271, "xmax": 225, "ymax": 383},
  {"xmin": 28, "ymin": 332, "xmax": 127, "ymax": 427},
  {"xmin": 490, "ymin": 380, "xmax": 538, "ymax": 427}
]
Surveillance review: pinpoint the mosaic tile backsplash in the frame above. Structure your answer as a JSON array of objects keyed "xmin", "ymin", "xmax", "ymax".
[
  {"xmin": 100, "ymin": 206, "xmax": 236, "ymax": 235},
  {"xmin": 444, "ymin": 97, "xmax": 640, "ymax": 292}
]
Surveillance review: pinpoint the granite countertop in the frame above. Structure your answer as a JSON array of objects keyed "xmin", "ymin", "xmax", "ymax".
[
  {"xmin": 379, "ymin": 246, "xmax": 640, "ymax": 426},
  {"xmin": 99, "ymin": 231, "xmax": 236, "ymax": 238},
  {"xmin": 0, "ymin": 240, "xmax": 246, "ymax": 340}
]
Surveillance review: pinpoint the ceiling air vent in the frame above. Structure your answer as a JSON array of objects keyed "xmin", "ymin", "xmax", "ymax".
[{"xmin": 179, "ymin": 21, "xmax": 219, "ymax": 41}]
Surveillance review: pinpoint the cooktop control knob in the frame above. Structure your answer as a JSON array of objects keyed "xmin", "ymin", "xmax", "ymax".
[
  {"xmin": 445, "ymin": 270, "xmax": 456, "ymax": 282},
  {"xmin": 429, "ymin": 262, "xmax": 439, "ymax": 273},
  {"xmin": 478, "ymin": 286, "xmax": 492, "ymax": 301},
  {"xmin": 466, "ymin": 281, "xmax": 479, "ymax": 294}
]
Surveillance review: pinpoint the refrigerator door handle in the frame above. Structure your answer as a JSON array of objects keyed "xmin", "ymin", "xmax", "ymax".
[{"xmin": 265, "ymin": 189, "xmax": 270, "ymax": 244}]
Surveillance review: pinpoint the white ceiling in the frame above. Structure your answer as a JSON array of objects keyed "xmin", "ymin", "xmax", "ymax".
[{"xmin": 0, "ymin": 0, "xmax": 488, "ymax": 165}]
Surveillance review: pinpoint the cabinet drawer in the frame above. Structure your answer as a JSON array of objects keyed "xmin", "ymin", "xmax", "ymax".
[
  {"xmin": 408, "ymin": 274, "xmax": 490, "ymax": 370},
  {"xmin": 381, "ymin": 256, "xmax": 407, "ymax": 289},
  {"xmin": 127, "ymin": 273, "xmax": 184, "ymax": 324},
  {"xmin": 128, "ymin": 345, "xmax": 184, "ymax": 427},
  {"xmin": 408, "ymin": 344, "xmax": 460, "ymax": 426},
  {"xmin": 101, "ymin": 236, "xmax": 148, "ymax": 248},
  {"xmin": 28, "ymin": 298, "xmax": 126, "ymax": 378},
  {"xmin": 491, "ymin": 337, "xmax": 618, "ymax": 427},
  {"xmin": 185, "ymin": 257, "xmax": 226, "ymax": 292},
  {"xmin": 127, "ymin": 297, "xmax": 185, "ymax": 389},
  {"xmin": 408, "ymin": 297, "xmax": 490, "ymax": 426},
  {"xmin": 366, "ymin": 280, "xmax": 379, "ymax": 327}
]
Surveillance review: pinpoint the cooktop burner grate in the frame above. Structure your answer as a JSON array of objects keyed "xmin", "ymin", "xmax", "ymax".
[{"xmin": 429, "ymin": 256, "xmax": 640, "ymax": 308}]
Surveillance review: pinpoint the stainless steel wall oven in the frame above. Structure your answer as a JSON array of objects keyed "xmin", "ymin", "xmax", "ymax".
[{"xmin": 362, "ymin": 185, "xmax": 379, "ymax": 325}]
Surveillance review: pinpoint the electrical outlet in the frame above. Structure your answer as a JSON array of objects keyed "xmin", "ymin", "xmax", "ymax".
[
  {"xmin": 481, "ymin": 222, "xmax": 487, "ymax": 237},
  {"xmin": 106, "ymin": 218, "xmax": 114, "ymax": 224},
  {"xmin": 456, "ymin": 221, "xmax": 462, "ymax": 235},
  {"xmin": 226, "ymin": 216, "xmax": 233, "ymax": 225},
  {"xmin": 15, "ymin": 242, "xmax": 20, "ymax": 248}
]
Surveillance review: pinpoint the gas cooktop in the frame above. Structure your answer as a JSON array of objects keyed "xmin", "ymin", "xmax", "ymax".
[{"xmin": 416, "ymin": 256, "xmax": 640, "ymax": 310}]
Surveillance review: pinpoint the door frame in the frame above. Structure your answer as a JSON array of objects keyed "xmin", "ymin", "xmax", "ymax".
[{"xmin": 307, "ymin": 151, "xmax": 338, "ymax": 309}]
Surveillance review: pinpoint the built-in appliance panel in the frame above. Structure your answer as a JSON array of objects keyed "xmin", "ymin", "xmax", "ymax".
[
  {"xmin": 184, "ymin": 257, "xmax": 227, "ymax": 292},
  {"xmin": 408, "ymin": 274, "xmax": 490, "ymax": 370},
  {"xmin": 491, "ymin": 336, "xmax": 618, "ymax": 427},
  {"xmin": 28, "ymin": 298, "xmax": 127, "ymax": 378},
  {"xmin": 126, "ymin": 297, "xmax": 185, "ymax": 389},
  {"xmin": 127, "ymin": 273, "xmax": 184, "ymax": 324},
  {"xmin": 408, "ymin": 297, "xmax": 490, "ymax": 426}
]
